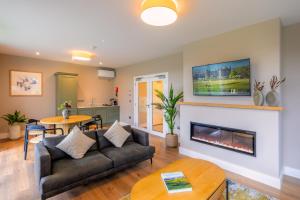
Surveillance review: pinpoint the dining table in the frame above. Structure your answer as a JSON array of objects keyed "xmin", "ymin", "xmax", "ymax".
[{"xmin": 40, "ymin": 115, "xmax": 92, "ymax": 134}]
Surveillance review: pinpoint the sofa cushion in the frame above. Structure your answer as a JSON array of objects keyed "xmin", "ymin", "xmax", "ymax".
[
  {"xmin": 43, "ymin": 135, "xmax": 69, "ymax": 161},
  {"xmin": 84, "ymin": 131, "xmax": 98, "ymax": 151},
  {"xmin": 40, "ymin": 151, "xmax": 113, "ymax": 193},
  {"xmin": 100, "ymin": 142, "xmax": 155, "ymax": 167},
  {"xmin": 97, "ymin": 129, "xmax": 113, "ymax": 150},
  {"xmin": 122, "ymin": 125, "xmax": 134, "ymax": 143},
  {"xmin": 56, "ymin": 126, "xmax": 96, "ymax": 159}
]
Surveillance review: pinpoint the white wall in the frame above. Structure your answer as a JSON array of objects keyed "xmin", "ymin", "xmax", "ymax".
[
  {"xmin": 180, "ymin": 19, "xmax": 283, "ymax": 188},
  {"xmin": 180, "ymin": 105, "xmax": 281, "ymax": 188},
  {"xmin": 183, "ymin": 19, "xmax": 281, "ymax": 104},
  {"xmin": 0, "ymin": 54, "xmax": 114, "ymax": 137},
  {"xmin": 282, "ymin": 23, "xmax": 300, "ymax": 173},
  {"xmin": 114, "ymin": 53, "xmax": 183, "ymax": 126}
]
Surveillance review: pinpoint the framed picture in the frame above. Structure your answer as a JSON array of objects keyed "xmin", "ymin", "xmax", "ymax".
[{"xmin": 10, "ymin": 70, "xmax": 43, "ymax": 96}]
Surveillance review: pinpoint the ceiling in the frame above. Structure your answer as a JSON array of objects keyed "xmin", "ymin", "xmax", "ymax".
[{"xmin": 0, "ymin": 0, "xmax": 300, "ymax": 68}]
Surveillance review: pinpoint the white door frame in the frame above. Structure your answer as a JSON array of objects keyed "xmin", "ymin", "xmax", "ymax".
[{"xmin": 133, "ymin": 72, "xmax": 168, "ymax": 138}]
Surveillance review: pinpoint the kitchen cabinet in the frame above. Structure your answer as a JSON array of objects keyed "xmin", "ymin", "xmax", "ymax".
[
  {"xmin": 55, "ymin": 72, "xmax": 78, "ymax": 115},
  {"xmin": 77, "ymin": 106, "xmax": 120, "ymax": 125}
]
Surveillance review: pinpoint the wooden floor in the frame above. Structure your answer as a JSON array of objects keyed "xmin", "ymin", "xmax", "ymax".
[{"xmin": 0, "ymin": 135, "xmax": 300, "ymax": 200}]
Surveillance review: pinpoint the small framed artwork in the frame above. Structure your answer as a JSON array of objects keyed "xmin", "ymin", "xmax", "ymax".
[{"xmin": 10, "ymin": 70, "xmax": 43, "ymax": 96}]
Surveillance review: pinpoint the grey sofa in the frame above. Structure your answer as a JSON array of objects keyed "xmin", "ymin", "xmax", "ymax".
[{"xmin": 34, "ymin": 125, "xmax": 155, "ymax": 200}]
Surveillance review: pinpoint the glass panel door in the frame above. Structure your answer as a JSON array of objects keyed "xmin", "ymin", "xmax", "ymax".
[
  {"xmin": 152, "ymin": 80, "xmax": 164, "ymax": 133},
  {"xmin": 134, "ymin": 73, "xmax": 168, "ymax": 137},
  {"xmin": 138, "ymin": 82, "xmax": 148, "ymax": 129}
]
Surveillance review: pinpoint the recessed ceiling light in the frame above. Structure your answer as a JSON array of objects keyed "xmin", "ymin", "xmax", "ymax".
[
  {"xmin": 99, "ymin": 61, "xmax": 103, "ymax": 65},
  {"xmin": 141, "ymin": 0, "xmax": 178, "ymax": 26},
  {"xmin": 35, "ymin": 51, "xmax": 40, "ymax": 56},
  {"xmin": 71, "ymin": 50, "xmax": 93, "ymax": 61}
]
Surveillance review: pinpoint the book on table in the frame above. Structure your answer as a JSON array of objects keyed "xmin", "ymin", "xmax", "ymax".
[{"xmin": 161, "ymin": 171, "xmax": 192, "ymax": 193}]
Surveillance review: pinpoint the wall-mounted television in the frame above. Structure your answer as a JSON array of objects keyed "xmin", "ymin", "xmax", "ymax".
[{"xmin": 192, "ymin": 58, "xmax": 251, "ymax": 96}]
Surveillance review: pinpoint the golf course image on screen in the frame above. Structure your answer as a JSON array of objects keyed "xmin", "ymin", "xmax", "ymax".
[{"xmin": 192, "ymin": 59, "xmax": 251, "ymax": 96}]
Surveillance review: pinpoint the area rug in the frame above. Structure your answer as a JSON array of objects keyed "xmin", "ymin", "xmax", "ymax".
[
  {"xmin": 120, "ymin": 179, "xmax": 277, "ymax": 200},
  {"xmin": 226, "ymin": 179, "xmax": 278, "ymax": 200},
  {"xmin": 119, "ymin": 194, "xmax": 130, "ymax": 200}
]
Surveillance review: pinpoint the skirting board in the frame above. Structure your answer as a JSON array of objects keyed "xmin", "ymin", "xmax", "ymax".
[
  {"xmin": 179, "ymin": 147, "xmax": 282, "ymax": 189},
  {"xmin": 0, "ymin": 131, "xmax": 24, "ymax": 140},
  {"xmin": 283, "ymin": 166, "xmax": 300, "ymax": 179},
  {"xmin": 131, "ymin": 126, "xmax": 166, "ymax": 138},
  {"xmin": 0, "ymin": 132, "xmax": 8, "ymax": 140}
]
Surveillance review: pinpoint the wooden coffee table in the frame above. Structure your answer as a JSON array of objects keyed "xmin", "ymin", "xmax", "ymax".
[{"xmin": 131, "ymin": 158, "xmax": 226, "ymax": 200}]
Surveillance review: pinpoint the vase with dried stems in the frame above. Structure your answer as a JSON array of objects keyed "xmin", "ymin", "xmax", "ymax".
[
  {"xmin": 266, "ymin": 76, "xmax": 286, "ymax": 106},
  {"xmin": 253, "ymin": 80, "xmax": 265, "ymax": 106}
]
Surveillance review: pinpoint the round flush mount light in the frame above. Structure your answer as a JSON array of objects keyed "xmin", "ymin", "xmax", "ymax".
[
  {"xmin": 141, "ymin": 0, "xmax": 178, "ymax": 26},
  {"xmin": 71, "ymin": 50, "xmax": 93, "ymax": 61},
  {"xmin": 35, "ymin": 51, "xmax": 40, "ymax": 56}
]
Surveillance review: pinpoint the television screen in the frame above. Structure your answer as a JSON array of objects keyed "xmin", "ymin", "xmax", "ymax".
[{"xmin": 192, "ymin": 58, "xmax": 251, "ymax": 96}]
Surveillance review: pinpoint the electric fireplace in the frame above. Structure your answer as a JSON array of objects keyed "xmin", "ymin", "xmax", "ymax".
[{"xmin": 190, "ymin": 122, "xmax": 256, "ymax": 156}]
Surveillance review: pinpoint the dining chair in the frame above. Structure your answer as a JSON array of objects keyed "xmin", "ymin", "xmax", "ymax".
[
  {"xmin": 81, "ymin": 115, "xmax": 103, "ymax": 132},
  {"xmin": 68, "ymin": 115, "xmax": 103, "ymax": 133},
  {"xmin": 24, "ymin": 119, "xmax": 64, "ymax": 160}
]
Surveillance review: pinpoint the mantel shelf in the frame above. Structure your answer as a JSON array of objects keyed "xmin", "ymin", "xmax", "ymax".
[{"xmin": 178, "ymin": 102, "xmax": 283, "ymax": 111}]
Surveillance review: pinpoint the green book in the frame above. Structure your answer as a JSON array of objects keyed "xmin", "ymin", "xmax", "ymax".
[{"xmin": 161, "ymin": 172, "xmax": 192, "ymax": 193}]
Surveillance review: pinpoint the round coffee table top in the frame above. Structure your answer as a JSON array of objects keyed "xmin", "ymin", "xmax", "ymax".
[
  {"xmin": 131, "ymin": 158, "xmax": 225, "ymax": 200},
  {"xmin": 40, "ymin": 115, "xmax": 92, "ymax": 125}
]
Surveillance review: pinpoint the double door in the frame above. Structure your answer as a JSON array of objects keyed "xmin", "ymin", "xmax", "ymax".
[{"xmin": 134, "ymin": 73, "xmax": 168, "ymax": 137}]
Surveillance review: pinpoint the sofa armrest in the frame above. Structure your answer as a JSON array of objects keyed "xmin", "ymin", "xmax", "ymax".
[
  {"xmin": 34, "ymin": 142, "xmax": 51, "ymax": 184},
  {"xmin": 132, "ymin": 128, "xmax": 149, "ymax": 146}
]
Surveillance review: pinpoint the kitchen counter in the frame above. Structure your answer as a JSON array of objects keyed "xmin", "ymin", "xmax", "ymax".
[{"xmin": 57, "ymin": 106, "xmax": 120, "ymax": 125}]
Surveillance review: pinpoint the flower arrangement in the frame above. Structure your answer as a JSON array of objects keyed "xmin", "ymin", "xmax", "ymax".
[{"xmin": 57, "ymin": 101, "xmax": 72, "ymax": 111}]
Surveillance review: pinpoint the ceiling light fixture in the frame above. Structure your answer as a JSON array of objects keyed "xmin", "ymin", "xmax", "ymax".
[
  {"xmin": 141, "ymin": 0, "xmax": 178, "ymax": 26},
  {"xmin": 35, "ymin": 51, "xmax": 40, "ymax": 55},
  {"xmin": 99, "ymin": 61, "xmax": 103, "ymax": 65},
  {"xmin": 71, "ymin": 50, "xmax": 93, "ymax": 61}
]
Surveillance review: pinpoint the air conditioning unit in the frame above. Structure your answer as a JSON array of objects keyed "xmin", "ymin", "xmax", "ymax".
[{"xmin": 97, "ymin": 68, "xmax": 115, "ymax": 79}]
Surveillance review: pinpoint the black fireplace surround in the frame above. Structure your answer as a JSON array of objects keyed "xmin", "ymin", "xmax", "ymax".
[{"xmin": 190, "ymin": 122, "xmax": 256, "ymax": 156}]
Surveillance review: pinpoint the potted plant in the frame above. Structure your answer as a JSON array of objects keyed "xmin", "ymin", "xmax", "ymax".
[
  {"xmin": 153, "ymin": 85, "xmax": 183, "ymax": 148},
  {"xmin": 58, "ymin": 101, "xmax": 72, "ymax": 119},
  {"xmin": 1, "ymin": 111, "xmax": 27, "ymax": 140}
]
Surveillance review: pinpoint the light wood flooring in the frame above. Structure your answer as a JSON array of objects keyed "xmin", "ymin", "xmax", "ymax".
[{"xmin": 0, "ymin": 135, "xmax": 299, "ymax": 200}]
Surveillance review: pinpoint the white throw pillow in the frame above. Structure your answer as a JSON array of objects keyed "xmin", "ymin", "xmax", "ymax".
[
  {"xmin": 104, "ymin": 120, "xmax": 130, "ymax": 148},
  {"xmin": 56, "ymin": 126, "xmax": 95, "ymax": 159}
]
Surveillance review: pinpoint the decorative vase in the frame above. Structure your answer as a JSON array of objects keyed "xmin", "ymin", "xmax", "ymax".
[
  {"xmin": 266, "ymin": 89, "xmax": 280, "ymax": 106},
  {"xmin": 253, "ymin": 90, "xmax": 264, "ymax": 106},
  {"xmin": 166, "ymin": 134, "xmax": 178, "ymax": 148},
  {"xmin": 9, "ymin": 124, "xmax": 21, "ymax": 140},
  {"xmin": 62, "ymin": 109, "xmax": 70, "ymax": 119}
]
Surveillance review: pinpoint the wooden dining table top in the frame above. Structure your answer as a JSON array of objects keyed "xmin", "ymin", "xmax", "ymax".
[{"xmin": 40, "ymin": 115, "xmax": 92, "ymax": 125}]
